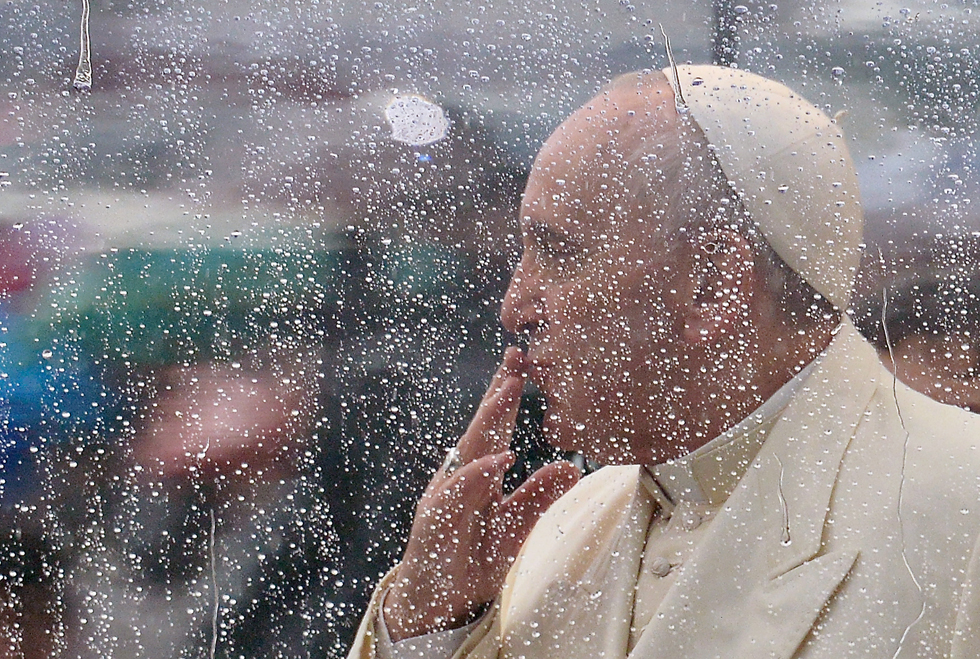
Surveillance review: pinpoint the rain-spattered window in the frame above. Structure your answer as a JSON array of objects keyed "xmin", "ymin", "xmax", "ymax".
[{"xmin": 0, "ymin": 1, "xmax": 977, "ymax": 657}]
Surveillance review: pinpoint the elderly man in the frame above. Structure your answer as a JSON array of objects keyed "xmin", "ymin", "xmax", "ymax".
[{"xmin": 348, "ymin": 66, "xmax": 980, "ymax": 659}]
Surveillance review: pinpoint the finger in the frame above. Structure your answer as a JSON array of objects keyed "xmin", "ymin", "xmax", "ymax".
[
  {"xmin": 455, "ymin": 347, "xmax": 527, "ymax": 464},
  {"xmin": 445, "ymin": 451, "xmax": 515, "ymax": 504},
  {"xmin": 492, "ymin": 461, "xmax": 581, "ymax": 560},
  {"xmin": 423, "ymin": 450, "xmax": 515, "ymax": 515},
  {"xmin": 468, "ymin": 347, "xmax": 526, "ymax": 438}
]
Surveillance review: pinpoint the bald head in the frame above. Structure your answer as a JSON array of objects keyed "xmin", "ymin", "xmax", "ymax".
[
  {"xmin": 528, "ymin": 72, "xmax": 712, "ymax": 248},
  {"xmin": 528, "ymin": 72, "xmax": 684, "ymax": 232}
]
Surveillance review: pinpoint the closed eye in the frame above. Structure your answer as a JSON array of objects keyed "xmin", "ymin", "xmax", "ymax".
[{"xmin": 525, "ymin": 222, "xmax": 582, "ymax": 258}]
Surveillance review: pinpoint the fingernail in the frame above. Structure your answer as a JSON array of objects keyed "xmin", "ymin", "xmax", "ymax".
[
  {"xmin": 497, "ymin": 450, "xmax": 516, "ymax": 468},
  {"xmin": 502, "ymin": 347, "xmax": 527, "ymax": 375}
]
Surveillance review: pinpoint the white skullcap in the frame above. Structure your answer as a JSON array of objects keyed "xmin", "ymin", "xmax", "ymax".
[{"xmin": 662, "ymin": 65, "xmax": 863, "ymax": 310}]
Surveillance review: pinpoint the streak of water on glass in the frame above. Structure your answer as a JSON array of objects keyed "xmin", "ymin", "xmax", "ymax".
[
  {"xmin": 879, "ymin": 248, "xmax": 926, "ymax": 659},
  {"xmin": 660, "ymin": 24, "xmax": 688, "ymax": 114},
  {"xmin": 73, "ymin": 0, "xmax": 92, "ymax": 90},
  {"xmin": 209, "ymin": 508, "xmax": 219, "ymax": 659}
]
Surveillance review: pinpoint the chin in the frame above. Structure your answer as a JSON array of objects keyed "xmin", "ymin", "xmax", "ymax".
[{"xmin": 542, "ymin": 412, "xmax": 638, "ymax": 465}]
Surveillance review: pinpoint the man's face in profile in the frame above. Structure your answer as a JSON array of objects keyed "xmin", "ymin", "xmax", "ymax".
[{"xmin": 501, "ymin": 82, "xmax": 701, "ymax": 466}]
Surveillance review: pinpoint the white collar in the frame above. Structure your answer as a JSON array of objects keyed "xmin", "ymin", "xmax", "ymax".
[{"xmin": 643, "ymin": 355, "xmax": 822, "ymax": 512}]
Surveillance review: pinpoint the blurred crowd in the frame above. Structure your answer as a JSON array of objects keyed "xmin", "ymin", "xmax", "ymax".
[{"xmin": 0, "ymin": 102, "xmax": 568, "ymax": 657}]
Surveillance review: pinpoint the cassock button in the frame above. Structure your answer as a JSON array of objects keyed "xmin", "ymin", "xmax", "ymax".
[{"xmin": 649, "ymin": 556, "xmax": 672, "ymax": 577}]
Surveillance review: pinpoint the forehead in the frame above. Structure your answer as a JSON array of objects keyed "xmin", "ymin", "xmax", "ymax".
[
  {"xmin": 525, "ymin": 81, "xmax": 682, "ymax": 203},
  {"xmin": 521, "ymin": 79, "xmax": 682, "ymax": 234},
  {"xmin": 536, "ymin": 81, "xmax": 679, "ymax": 174}
]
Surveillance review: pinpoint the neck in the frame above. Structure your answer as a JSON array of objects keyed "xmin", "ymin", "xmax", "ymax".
[
  {"xmin": 676, "ymin": 314, "xmax": 837, "ymax": 458},
  {"xmin": 753, "ymin": 313, "xmax": 837, "ymax": 396}
]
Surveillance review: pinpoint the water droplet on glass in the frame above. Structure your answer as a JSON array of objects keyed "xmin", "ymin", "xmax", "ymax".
[
  {"xmin": 777, "ymin": 184, "xmax": 790, "ymax": 193},
  {"xmin": 733, "ymin": 5, "xmax": 749, "ymax": 15},
  {"xmin": 831, "ymin": 66, "xmax": 845, "ymax": 78},
  {"xmin": 691, "ymin": 77, "xmax": 704, "ymax": 86}
]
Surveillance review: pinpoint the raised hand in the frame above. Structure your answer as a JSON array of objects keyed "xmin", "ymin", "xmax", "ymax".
[{"xmin": 382, "ymin": 347, "xmax": 580, "ymax": 641}]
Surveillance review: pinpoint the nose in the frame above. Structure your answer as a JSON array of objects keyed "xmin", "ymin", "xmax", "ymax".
[{"xmin": 500, "ymin": 255, "xmax": 546, "ymax": 336}]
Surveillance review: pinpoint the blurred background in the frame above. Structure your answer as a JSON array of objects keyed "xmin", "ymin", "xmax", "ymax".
[{"xmin": 0, "ymin": 0, "xmax": 977, "ymax": 656}]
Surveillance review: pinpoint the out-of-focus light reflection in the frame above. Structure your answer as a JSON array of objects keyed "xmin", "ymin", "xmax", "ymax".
[{"xmin": 384, "ymin": 94, "xmax": 450, "ymax": 146}]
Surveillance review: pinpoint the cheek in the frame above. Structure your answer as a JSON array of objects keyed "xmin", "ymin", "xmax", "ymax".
[
  {"xmin": 611, "ymin": 283, "xmax": 679, "ymax": 355},
  {"xmin": 560, "ymin": 283, "xmax": 672, "ymax": 353}
]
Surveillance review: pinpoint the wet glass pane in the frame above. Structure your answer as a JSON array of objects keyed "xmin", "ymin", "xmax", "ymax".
[{"xmin": 1, "ymin": 1, "xmax": 978, "ymax": 657}]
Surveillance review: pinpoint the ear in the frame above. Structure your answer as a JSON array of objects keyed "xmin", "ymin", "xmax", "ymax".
[{"xmin": 680, "ymin": 229, "xmax": 757, "ymax": 344}]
